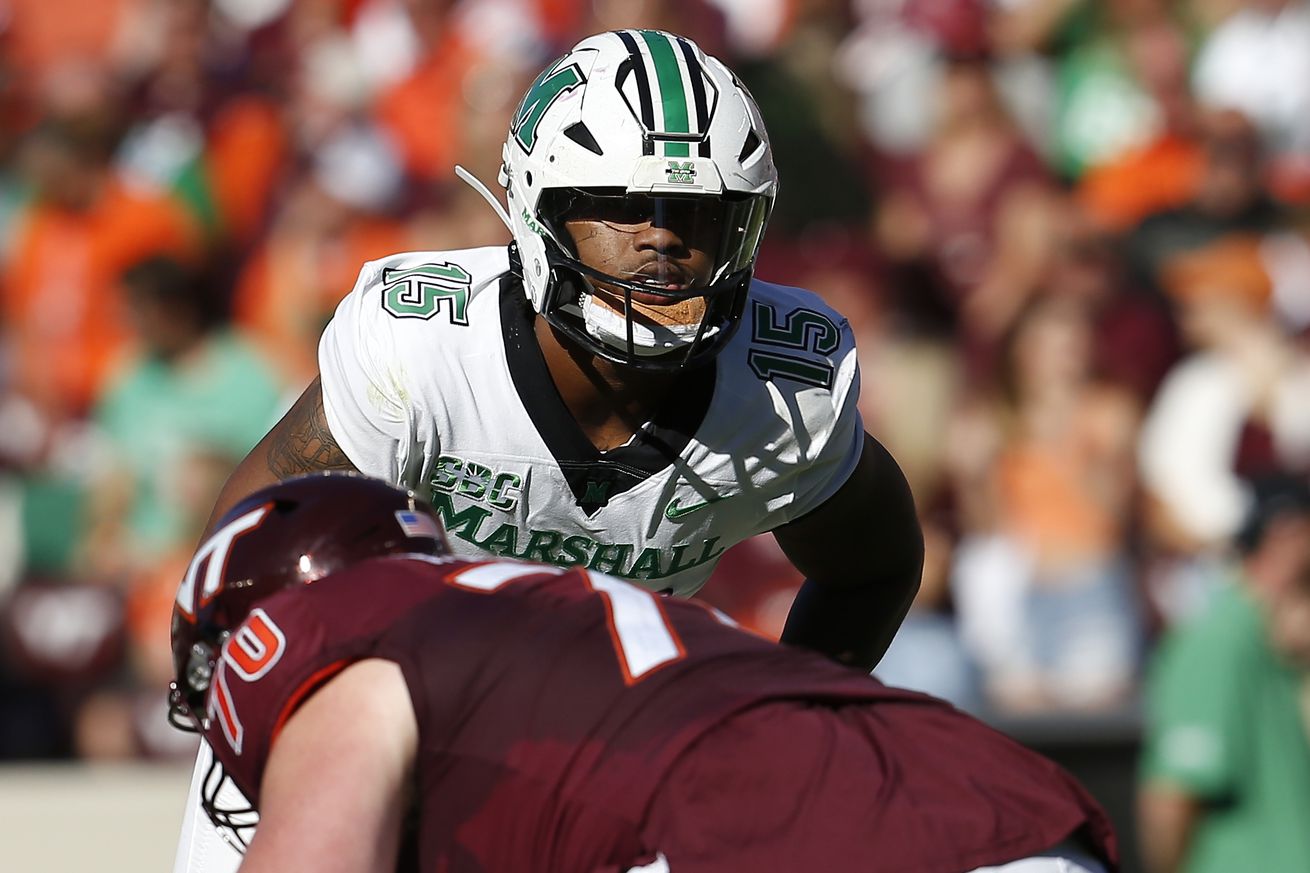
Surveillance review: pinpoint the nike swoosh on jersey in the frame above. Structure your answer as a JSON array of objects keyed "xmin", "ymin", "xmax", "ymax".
[{"xmin": 664, "ymin": 494, "xmax": 725, "ymax": 520}]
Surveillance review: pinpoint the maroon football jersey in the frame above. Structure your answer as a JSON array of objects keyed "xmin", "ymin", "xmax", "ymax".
[{"xmin": 204, "ymin": 555, "xmax": 1115, "ymax": 872}]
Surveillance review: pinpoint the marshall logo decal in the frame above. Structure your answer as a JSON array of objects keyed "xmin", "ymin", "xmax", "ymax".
[{"xmin": 665, "ymin": 160, "xmax": 696, "ymax": 184}]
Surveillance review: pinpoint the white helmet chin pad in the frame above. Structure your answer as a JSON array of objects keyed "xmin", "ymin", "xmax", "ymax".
[{"xmin": 579, "ymin": 292, "xmax": 720, "ymax": 357}]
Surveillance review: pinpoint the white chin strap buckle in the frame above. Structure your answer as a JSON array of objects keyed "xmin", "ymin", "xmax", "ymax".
[{"xmin": 581, "ymin": 292, "xmax": 718, "ymax": 357}]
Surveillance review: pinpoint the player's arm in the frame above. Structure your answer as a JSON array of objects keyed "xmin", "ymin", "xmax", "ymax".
[
  {"xmin": 774, "ymin": 432, "xmax": 923, "ymax": 672},
  {"xmin": 240, "ymin": 659, "xmax": 417, "ymax": 873},
  {"xmin": 202, "ymin": 376, "xmax": 358, "ymax": 538},
  {"xmin": 1137, "ymin": 783, "xmax": 1201, "ymax": 873}
]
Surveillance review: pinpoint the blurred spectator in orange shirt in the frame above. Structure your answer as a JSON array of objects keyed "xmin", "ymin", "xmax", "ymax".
[
  {"xmin": 202, "ymin": 96, "xmax": 291, "ymax": 248},
  {"xmin": 949, "ymin": 294, "xmax": 1143, "ymax": 713},
  {"xmin": 233, "ymin": 122, "xmax": 414, "ymax": 383},
  {"xmin": 1013, "ymin": 0, "xmax": 1198, "ymax": 181},
  {"xmin": 1075, "ymin": 13, "xmax": 1204, "ymax": 232},
  {"xmin": 1126, "ymin": 110, "xmax": 1289, "ymax": 292},
  {"xmin": 2, "ymin": 103, "xmax": 200, "ymax": 421},
  {"xmin": 406, "ymin": 38, "xmax": 527, "ymax": 252},
  {"xmin": 373, "ymin": 12, "xmax": 480, "ymax": 184},
  {"xmin": 115, "ymin": 0, "xmax": 291, "ymax": 249}
]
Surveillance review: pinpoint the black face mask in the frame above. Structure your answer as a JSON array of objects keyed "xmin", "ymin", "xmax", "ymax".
[{"xmin": 527, "ymin": 189, "xmax": 769, "ymax": 370}]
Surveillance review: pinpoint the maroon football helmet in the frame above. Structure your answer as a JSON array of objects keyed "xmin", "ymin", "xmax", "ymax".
[{"xmin": 169, "ymin": 472, "xmax": 448, "ymax": 731}]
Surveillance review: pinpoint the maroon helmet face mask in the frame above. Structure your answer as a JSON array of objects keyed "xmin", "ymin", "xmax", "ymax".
[{"xmin": 169, "ymin": 473, "xmax": 449, "ymax": 731}]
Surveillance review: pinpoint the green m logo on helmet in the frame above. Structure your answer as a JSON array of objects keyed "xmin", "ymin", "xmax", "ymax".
[
  {"xmin": 512, "ymin": 61, "xmax": 586, "ymax": 152},
  {"xmin": 665, "ymin": 160, "xmax": 696, "ymax": 184},
  {"xmin": 381, "ymin": 263, "xmax": 473, "ymax": 323}
]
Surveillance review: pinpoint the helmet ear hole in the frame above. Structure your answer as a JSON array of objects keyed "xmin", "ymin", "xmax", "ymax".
[
  {"xmin": 525, "ymin": 170, "xmax": 534, "ymax": 187},
  {"xmin": 738, "ymin": 129, "xmax": 763, "ymax": 163}
]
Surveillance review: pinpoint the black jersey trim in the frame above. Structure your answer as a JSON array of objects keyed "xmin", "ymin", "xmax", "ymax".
[{"xmin": 498, "ymin": 276, "xmax": 715, "ymax": 515}]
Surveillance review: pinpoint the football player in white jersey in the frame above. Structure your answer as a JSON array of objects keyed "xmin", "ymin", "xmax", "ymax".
[{"xmin": 176, "ymin": 30, "xmax": 923, "ymax": 872}]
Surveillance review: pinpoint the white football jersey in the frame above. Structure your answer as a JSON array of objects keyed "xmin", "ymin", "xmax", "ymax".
[{"xmin": 317, "ymin": 245, "xmax": 863, "ymax": 597}]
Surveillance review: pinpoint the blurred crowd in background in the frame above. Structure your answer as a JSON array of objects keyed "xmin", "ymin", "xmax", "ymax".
[{"xmin": 0, "ymin": 0, "xmax": 1307, "ymax": 806}]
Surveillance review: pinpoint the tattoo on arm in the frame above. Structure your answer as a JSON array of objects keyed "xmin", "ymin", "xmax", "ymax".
[{"xmin": 266, "ymin": 380, "xmax": 359, "ymax": 478}]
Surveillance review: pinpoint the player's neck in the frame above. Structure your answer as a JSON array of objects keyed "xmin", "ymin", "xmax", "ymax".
[{"xmin": 534, "ymin": 317, "xmax": 679, "ymax": 450}]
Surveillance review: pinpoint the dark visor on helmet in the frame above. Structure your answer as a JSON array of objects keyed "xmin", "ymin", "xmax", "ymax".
[{"xmin": 540, "ymin": 188, "xmax": 770, "ymax": 290}]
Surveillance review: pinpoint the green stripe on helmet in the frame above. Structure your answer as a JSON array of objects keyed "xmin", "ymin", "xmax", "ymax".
[{"xmin": 638, "ymin": 30, "xmax": 692, "ymax": 157}]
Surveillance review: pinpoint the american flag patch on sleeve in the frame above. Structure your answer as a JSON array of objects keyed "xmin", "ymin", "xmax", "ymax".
[{"xmin": 394, "ymin": 510, "xmax": 442, "ymax": 539}]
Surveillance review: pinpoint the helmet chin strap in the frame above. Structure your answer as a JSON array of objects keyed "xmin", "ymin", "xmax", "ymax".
[
  {"xmin": 454, "ymin": 164, "xmax": 513, "ymax": 232},
  {"xmin": 579, "ymin": 290, "xmax": 719, "ymax": 356}
]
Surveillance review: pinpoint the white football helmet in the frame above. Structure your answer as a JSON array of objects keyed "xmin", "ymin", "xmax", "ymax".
[{"xmin": 498, "ymin": 29, "xmax": 778, "ymax": 369}]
